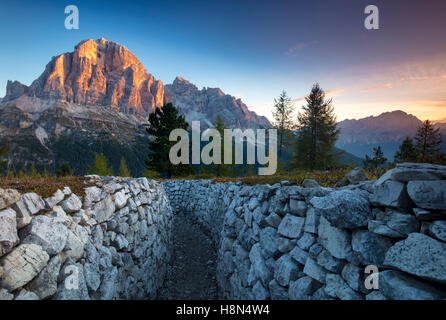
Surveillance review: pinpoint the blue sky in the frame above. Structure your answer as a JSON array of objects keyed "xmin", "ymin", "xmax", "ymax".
[{"xmin": 1, "ymin": 0, "xmax": 446, "ymax": 121}]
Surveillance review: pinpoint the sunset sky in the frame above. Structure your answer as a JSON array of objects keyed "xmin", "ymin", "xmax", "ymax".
[{"xmin": 1, "ymin": 0, "xmax": 446, "ymax": 122}]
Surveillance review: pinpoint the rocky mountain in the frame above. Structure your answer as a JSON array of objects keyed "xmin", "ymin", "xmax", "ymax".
[
  {"xmin": 3, "ymin": 38, "xmax": 165, "ymax": 116},
  {"xmin": 336, "ymin": 110, "xmax": 446, "ymax": 160},
  {"xmin": 165, "ymin": 77, "xmax": 271, "ymax": 128},
  {"xmin": 0, "ymin": 38, "xmax": 271, "ymax": 175}
]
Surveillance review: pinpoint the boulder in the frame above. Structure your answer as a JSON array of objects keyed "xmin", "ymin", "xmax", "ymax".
[
  {"xmin": 61, "ymin": 194, "xmax": 82, "ymax": 213},
  {"xmin": 368, "ymin": 209, "xmax": 418, "ymax": 238},
  {"xmin": 289, "ymin": 199, "xmax": 307, "ymax": 216},
  {"xmin": 277, "ymin": 237, "xmax": 295, "ymax": 253},
  {"xmin": 345, "ymin": 168, "xmax": 368, "ymax": 184},
  {"xmin": 310, "ymin": 190, "xmax": 372, "ymax": 229},
  {"xmin": 259, "ymin": 227, "xmax": 279, "ymax": 259},
  {"xmin": 379, "ymin": 270, "xmax": 446, "ymax": 300},
  {"xmin": 15, "ymin": 289, "xmax": 39, "ymax": 300},
  {"xmin": 249, "ymin": 244, "xmax": 272, "ymax": 284},
  {"xmin": 0, "ymin": 244, "xmax": 49, "ymax": 291},
  {"xmin": 407, "ymin": 180, "xmax": 446, "ymax": 210},
  {"xmin": 0, "ymin": 208, "xmax": 19, "ymax": 256},
  {"xmin": 303, "ymin": 258, "xmax": 326, "ymax": 283},
  {"xmin": 318, "ymin": 216, "xmax": 354, "ymax": 261},
  {"xmin": 428, "ymin": 220, "xmax": 446, "ymax": 242},
  {"xmin": 391, "ymin": 162, "xmax": 446, "ymax": 181},
  {"xmin": 303, "ymin": 207, "xmax": 320, "ymax": 234},
  {"xmin": 0, "ymin": 188, "xmax": 20, "ymax": 210},
  {"xmin": 264, "ymin": 212, "xmax": 281, "ymax": 228},
  {"xmin": 371, "ymin": 180, "xmax": 412, "ymax": 209},
  {"xmin": 384, "ymin": 233, "xmax": 446, "ymax": 284},
  {"xmin": 113, "ymin": 190, "xmax": 129, "ymax": 210},
  {"xmin": 352, "ymin": 230, "xmax": 393, "ymax": 267},
  {"xmin": 44, "ymin": 189, "xmax": 65, "ymax": 209},
  {"xmin": 268, "ymin": 279, "xmax": 289, "ymax": 300},
  {"xmin": 289, "ymin": 246, "xmax": 309, "ymax": 265},
  {"xmin": 92, "ymin": 195, "xmax": 115, "ymax": 223},
  {"xmin": 83, "ymin": 186, "xmax": 102, "ymax": 208},
  {"xmin": 21, "ymin": 193, "xmax": 46, "ymax": 215},
  {"xmin": 28, "ymin": 254, "xmax": 62, "ymax": 299},
  {"xmin": 12, "ymin": 199, "xmax": 32, "ymax": 228},
  {"xmin": 341, "ymin": 263, "xmax": 363, "ymax": 292},
  {"xmin": 325, "ymin": 273, "xmax": 363, "ymax": 300},
  {"xmin": 274, "ymin": 254, "xmax": 300, "ymax": 286},
  {"xmin": 54, "ymin": 258, "xmax": 90, "ymax": 300},
  {"xmin": 278, "ymin": 214, "xmax": 305, "ymax": 239},
  {"xmin": 289, "ymin": 276, "xmax": 319, "ymax": 300},
  {"xmin": 297, "ymin": 232, "xmax": 316, "ymax": 250},
  {"xmin": 316, "ymin": 249, "xmax": 345, "ymax": 273},
  {"xmin": 20, "ymin": 215, "xmax": 69, "ymax": 256}
]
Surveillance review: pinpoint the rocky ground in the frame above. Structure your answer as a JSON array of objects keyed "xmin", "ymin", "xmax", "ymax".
[{"xmin": 157, "ymin": 213, "xmax": 218, "ymax": 300}]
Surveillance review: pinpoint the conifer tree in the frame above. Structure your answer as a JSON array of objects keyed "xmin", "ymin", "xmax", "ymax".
[
  {"xmin": 146, "ymin": 103, "xmax": 193, "ymax": 178},
  {"xmin": 272, "ymin": 90, "xmax": 295, "ymax": 164},
  {"xmin": 414, "ymin": 120, "xmax": 443, "ymax": 161},
  {"xmin": 291, "ymin": 84, "xmax": 339, "ymax": 170},
  {"xmin": 118, "ymin": 157, "xmax": 131, "ymax": 177},
  {"xmin": 364, "ymin": 146, "xmax": 387, "ymax": 169},
  {"xmin": 89, "ymin": 153, "xmax": 114, "ymax": 176},
  {"xmin": 395, "ymin": 137, "xmax": 417, "ymax": 163}
]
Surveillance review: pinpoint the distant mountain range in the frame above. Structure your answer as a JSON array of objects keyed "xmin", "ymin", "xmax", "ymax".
[{"xmin": 336, "ymin": 110, "xmax": 446, "ymax": 160}]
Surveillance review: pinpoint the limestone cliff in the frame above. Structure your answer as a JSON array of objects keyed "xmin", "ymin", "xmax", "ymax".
[{"xmin": 4, "ymin": 38, "xmax": 165, "ymax": 116}]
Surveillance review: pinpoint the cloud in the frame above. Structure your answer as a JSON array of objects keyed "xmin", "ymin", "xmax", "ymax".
[
  {"xmin": 285, "ymin": 40, "xmax": 319, "ymax": 56},
  {"xmin": 361, "ymin": 83, "xmax": 392, "ymax": 93}
]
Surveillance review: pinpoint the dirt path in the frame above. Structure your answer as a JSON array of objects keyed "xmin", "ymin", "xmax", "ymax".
[{"xmin": 157, "ymin": 213, "xmax": 218, "ymax": 300}]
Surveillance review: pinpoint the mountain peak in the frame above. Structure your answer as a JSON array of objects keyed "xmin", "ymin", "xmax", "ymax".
[{"xmin": 3, "ymin": 38, "xmax": 165, "ymax": 116}]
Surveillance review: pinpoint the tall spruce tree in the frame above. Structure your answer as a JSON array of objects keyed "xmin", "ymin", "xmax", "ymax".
[
  {"xmin": 395, "ymin": 137, "xmax": 417, "ymax": 163},
  {"xmin": 146, "ymin": 103, "xmax": 192, "ymax": 178},
  {"xmin": 414, "ymin": 120, "xmax": 443, "ymax": 161},
  {"xmin": 272, "ymin": 90, "xmax": 295, "ymax": 164},
  {"xmin": 291, "ymin": 84, "xmax": 339, "ymax": 170}
]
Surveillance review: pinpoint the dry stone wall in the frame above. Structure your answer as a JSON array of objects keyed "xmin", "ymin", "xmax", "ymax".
[
  {"xmin": 0, "ymin": 176, "xmax": 173, "ymax": 300},
  {"xmin": 1, "ymin": 162, "xmax": 446, "ymax": 300},
  {"xmin": 163, "ymin": 163, "xmax": 446, "ymax": 300}
]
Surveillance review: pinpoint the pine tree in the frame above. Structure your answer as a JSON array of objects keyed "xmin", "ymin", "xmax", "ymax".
[
  {"xmin": 56, "ymin": 162, "xmax": 73, "ymax": 177},
  {"xmin": 118, "ymin": 157, "xmax": 131, "ymax": 177},
  {"xmin": 146, "ymin": 103, "xmax": 193, "ymax": 178},
  {"xmin": 395, "ymin": 137, "xmax": 417, "ymax": 163},
  {"xmin": 291, "ymin": 84, "xmax": 340, "ymax": 170},
  {"xmin": 272, "ymin": 90, "xmax": 295, "ymax": 164},
  {"xmin": 89, "ymin": 153, "xmax": 114, "ymax": 176},
  {"xmin": 414, "ymin": 120, "xmax": 443, "ymax": 161},
  {"xmin": 364, "ymin": 146, "xmax": 387, "ymax": 169}
]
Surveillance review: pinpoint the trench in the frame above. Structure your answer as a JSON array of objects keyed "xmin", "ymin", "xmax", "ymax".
[{"xmin": 156, "ymin": 213, "xmax": 219, "ymax": 300}]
